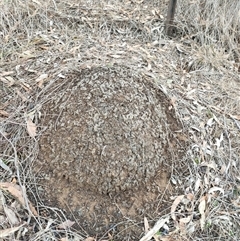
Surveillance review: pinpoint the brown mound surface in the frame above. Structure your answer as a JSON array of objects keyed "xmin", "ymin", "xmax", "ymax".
[{"xmin": 35, "ymin": 66, "xmax": 186, "ymax": 238}]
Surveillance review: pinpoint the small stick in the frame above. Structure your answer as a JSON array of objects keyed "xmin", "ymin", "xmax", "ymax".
[
  {"xmin": 165, "ymin": 0, "xmax": 177, "ymax": 36},
  {"xmin": 139, "ymin": 217, "xmax": 169, "ymax": 241}
]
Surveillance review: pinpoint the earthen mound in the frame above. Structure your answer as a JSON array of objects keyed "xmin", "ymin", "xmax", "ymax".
[{"xmin": 38, "ymin": 66, "xmax": 183, "ymax": 196}]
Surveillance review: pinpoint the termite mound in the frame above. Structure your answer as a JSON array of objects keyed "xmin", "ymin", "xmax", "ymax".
[{"xmin": 38, "ymin": 66, "xmax": 185, "ymax": 195}]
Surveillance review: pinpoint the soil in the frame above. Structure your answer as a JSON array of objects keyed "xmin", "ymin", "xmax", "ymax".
[{"xmin": 35, "ymin": 65, "xmax": 187, "ymax": 239}]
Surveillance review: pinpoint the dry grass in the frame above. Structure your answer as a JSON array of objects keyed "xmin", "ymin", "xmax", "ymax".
[{"xmin": 0, "ymin": 0, "xmax": 240, "ymax": 240}]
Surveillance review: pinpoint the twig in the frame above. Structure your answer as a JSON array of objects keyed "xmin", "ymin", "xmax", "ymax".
[{"xmin": 139, "ymin": 217, "xmax": 169, "ymax": 241}]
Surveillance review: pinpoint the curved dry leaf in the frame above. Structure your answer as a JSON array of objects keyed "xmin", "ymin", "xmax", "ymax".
[
  {"xmin": 215, "ymin": 133, "xmax": 223, "ymax": 149},
  {"xmin": 179, "ymin": 215, "xmax": 192, "ymax": 233},
  {"xmin": 0, "ymin": 71, "xmax": 15, "ymax": 77},
  {"xmin": 58, "ymin": 220, "xmax": 75, "ymax": 229},
  {"xmin": 186, "ymin": 193, "xmax": 194, "ymax": 201},
  {"xmin": 200, "ymin": 162, "xmax": 216, "ymax": 170},
  {"xmin": 180, "ymin": 215, "xmax": 192, "ymax": 224},
  {"xmin": 4, "ymin": 206, "xmax": 19, "ymax": 225},
  {"xmin": 60, "ymin": 238, "xmax": 68, "ymax": 241},
  {"xmin": 171, "ymin": 195, "xmax": 185, "ymax": 221},
  {"xmin": 35, "ymin": 73, "xmax": 48, "ymax": 82},
  {"xmin": 144, "ymin": 216, "xmax": 150, "ymax": 233},
  {"xmin": 4, "ymin": 76, "xmax": 15, "ymax": 86},
  {"xmin": 0, "ymin": 158, "xmax": 12, "ymax": 174},
  {"xmin": 0, "ymin": 215, "xmax": 5, "ymax": 223},
  {"xmin": 229, "ymin": 114, "xmax": 240, "ymax": 121},
  {"xmin": 109, "ymin": 54, "xmax": 122, "ymax": 59},
  {"xmin": 199, "ymin": 196, "xmax": 206, "ymax": 230},
  {"xmin": 16, "ymin": 89, "xmax": 28, "ymax": 101},
  {"xmin": 0, "ymin": 182, "xmax": 38, "ymax": 216},
  {"xmin": 35, "ymin": 73, "xmax": 48, "ymax": 88},
  {"xmin": 206, "ymin": 117, "xmax": 214, "ymax": 127},
  {"xmin": 19, "ymin": 50, "xmax": 36, "ymax": 59},
  {"xmin": 208, "ymin": 187, "xmax": 224, "ymax": 196},
  {"xmin": 0, "ymin": 110, "xmax": 9, "ymax": 117},
  {"xmin": 26, "ymin": 118, "xmax": 37, "ymax": 138},
  {"xmin": 194, "ymin": 178, "xmax": 201, "ymax": 192},
  {"xmin": 0, "ymin": 223, "xmax": 24, "ymax": 238},
  {"xmin": 231, "ymin": 199, "xmax": 240, "ymax": 208},
  {"xmin": 84, "ymin": 238, "xmax": 96, "ymax": 241},
  {"xmin": 198, "ymin": 197, "xmax": 206, "ymax": 215}
]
